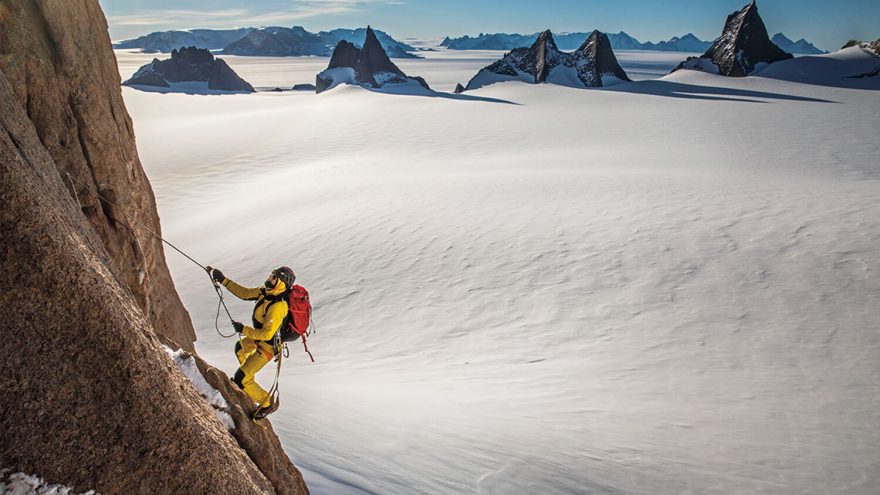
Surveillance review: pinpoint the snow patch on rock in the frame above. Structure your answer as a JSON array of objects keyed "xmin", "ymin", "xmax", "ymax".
[
  {"xmin": 676, "ymin": 57, "xmax": 721, "ymax": 74},
  {"xmin": 0, "ymin": 470, "xmax": 95, "ymax": 495},
  {"xmin": 164, "ymin": 347, "xmax": 235, "ymax": 430}
]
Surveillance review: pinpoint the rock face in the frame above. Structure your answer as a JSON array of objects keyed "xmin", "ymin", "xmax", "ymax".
[
  {"xmin": 463, "ymin": 30, "xmax": 630, "ymax": 91},
  {"xmin": 124, "ymin": 47, "xmax": 255, "ymax": 92},
  {"xmin": 0, "ymin": 0, "xmax": 195, "ymax": 349},
  {"xmin": 0, "ymin": 1, "xmax": 307, "ymax": 493},
  {"xmin": 675, "ymin": 1, "xmax": 792, "ymax": 76},
  {"xmin": 578, "ymin": 30, "xmax": 631, "ymax": 85},
  {"xmin": 316, "ymin": 26, "xmax": 430, "ymax": 93}
]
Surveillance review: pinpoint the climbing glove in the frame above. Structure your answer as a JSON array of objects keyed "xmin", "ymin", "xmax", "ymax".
[
  {"xmin": 209, "ymin": 267, "xmax": 225, "ymax": 284},
  {"xmin": 232, "ymin": 321, "xmax": 244, "ymax": 334}
]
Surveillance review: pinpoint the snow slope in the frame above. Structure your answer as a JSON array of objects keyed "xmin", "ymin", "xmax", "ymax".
[{"xmin": 116, "ymin": 48, "xmax": 880, "ymax": 495}]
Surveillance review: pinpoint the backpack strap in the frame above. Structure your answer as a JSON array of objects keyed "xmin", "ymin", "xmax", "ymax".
[{"xmin": 300, "ymin": 331, "xmax": 315, "ymax": 362}]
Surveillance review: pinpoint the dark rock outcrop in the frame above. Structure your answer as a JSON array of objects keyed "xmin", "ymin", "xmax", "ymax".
[
  {"xmin": 674, "ymin": 1, "xmax": 792, "ymax": 76},
  {"xmin": 0, "ymin": 0, "xmax": 307, "ymax": 493},
  {"xmin": 293, "ymin": 83, "xmax": 317, "ymax": 91},
  {"xmin": 462, "ymin": 30, "xmax": 630, "ymax": 91},
  {"xmin": 454, "ymin": 83, "xmax": 466, "ymax": 93},
  {"xmin": 316, "ymin": 26, "xmax": 430, "ymax": 93},
  {"xmin": 577, "ymin": 30, "xmax": 631, "ymax": 86},
  {"xmin": 124, "ymin": 47, "xmax": 255, "ymax": 92}
]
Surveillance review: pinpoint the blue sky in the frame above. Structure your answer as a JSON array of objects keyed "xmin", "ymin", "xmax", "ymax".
[{"xmin": 100, "ymin": 0, "xmax": 879, "ymax": 51}]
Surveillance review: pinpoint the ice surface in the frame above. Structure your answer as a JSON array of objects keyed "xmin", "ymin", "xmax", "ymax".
[{"xmin": 116, "ymin": 47, "xmax": 880, "ymax": 495}]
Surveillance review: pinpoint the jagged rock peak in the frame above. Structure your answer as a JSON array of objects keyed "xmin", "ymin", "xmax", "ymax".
[
  {"xmin": 171, "ymin": 45, "xmax": 214, "ymax": 63},
  {"xmin": 124, "ymin": 46, "xmax": 255, "ymax": 92},
  {"xmin": 462, "ymin": 29, "xmax": 630, "ymax": 90},
  {"xmin": 577, "ymin": 30, "xmax": 631, "ymax": 83},
  {"xmin": 529, "ymin": 30, "xmax": 560, "ymax": 83},
  {"xmin": 677, "ymin": 0, "xmax": 791, "ymax": 76},
  {"xmin": 364, "ymin": 25, "xmax": 382, "ymax": 50},
  {"xmin": 535, "ymin": 29, "xmax": 558, "ymax": 50},
  {"xmin": 316, "ymin": 26, "xmax": 430, "ymax": 93}
]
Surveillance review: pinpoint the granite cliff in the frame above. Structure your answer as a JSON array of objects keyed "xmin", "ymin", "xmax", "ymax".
[{"xmin": 0, "ymin": 0, "xmax": 307, "ymax": 492}]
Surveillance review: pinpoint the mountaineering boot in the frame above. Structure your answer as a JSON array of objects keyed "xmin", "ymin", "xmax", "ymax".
[{"xmin": 252, "ymin": 398, "xmax": 279, "ymax": 420}]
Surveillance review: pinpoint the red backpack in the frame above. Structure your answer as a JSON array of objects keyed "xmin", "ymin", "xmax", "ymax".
[{"xmin": 281, "ymin": 284, "xmax": 314, "ymax": 362}]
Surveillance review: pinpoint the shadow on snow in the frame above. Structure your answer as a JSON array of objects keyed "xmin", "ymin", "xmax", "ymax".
[{"xmin": 606, "ymin": 79, "xmax": 837, "ymax": 103}]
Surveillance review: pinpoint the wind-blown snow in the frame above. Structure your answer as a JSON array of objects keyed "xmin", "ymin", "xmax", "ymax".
[
  {"xmin": 165, "ymin": 347, "xmax": 234, "ymax": 430},
  {"xmin": 117, "ymin": 47, "xmax": 880, "ymax": 495}
]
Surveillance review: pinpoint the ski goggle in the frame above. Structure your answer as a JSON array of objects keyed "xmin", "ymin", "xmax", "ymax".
[
  {"xmin": 265, "ymin": 270, "xmax": 288, "ymax": 292},
  {"xmin": 264, "ymin": 272, "xmax": 279, "ymax": 289}
]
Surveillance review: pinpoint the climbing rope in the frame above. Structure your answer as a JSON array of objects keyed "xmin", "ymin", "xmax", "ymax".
[
  {"xmin": 212, "ymin": 280, "xmax": 238, "ymax": 339},
  {"xmin": 267, "ymin": 336, "xmax": 285, "ymax": 410},
  {"xmin": 66, "ymin": 172, "xmax": 237, "ymax": 338},
  {"xmin": 68, "ymin": 172, "xmax": 297, "ymax": 418}
]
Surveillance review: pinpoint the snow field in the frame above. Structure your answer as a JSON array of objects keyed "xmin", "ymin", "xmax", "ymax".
[{"xmin": 117, "ymin": 48, "xmax": 880, "ymax": 494}]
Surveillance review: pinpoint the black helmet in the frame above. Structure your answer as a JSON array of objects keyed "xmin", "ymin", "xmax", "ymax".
[{"xmin": 274, "ymin": 266, "xmax": 296, "ymax": 289}]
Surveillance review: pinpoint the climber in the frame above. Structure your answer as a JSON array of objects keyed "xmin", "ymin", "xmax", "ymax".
[{"xmin": 206, "ymin": 265, "xmax": 297, "ymax": 420}]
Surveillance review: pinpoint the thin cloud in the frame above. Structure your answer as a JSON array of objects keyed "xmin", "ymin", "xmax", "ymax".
[
  {"xmin": 108, "ymin": 1, "xmax": 403, "ymax": 29},
  {"xmin": 109, "ymin": 9, "xmax": 250, "ymax": 27}
]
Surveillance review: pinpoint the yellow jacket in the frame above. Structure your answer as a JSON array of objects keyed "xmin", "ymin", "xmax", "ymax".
[{"xmin": 222, "ymin": 278, "xmax": 289, "ymax": 342}]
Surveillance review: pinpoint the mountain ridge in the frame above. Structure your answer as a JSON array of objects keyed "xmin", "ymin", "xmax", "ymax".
[
  {"xmin": 461, "ymin": 29, "xmax": 630, "ymax": 91},
  {"xmin": 441, "ymin": 30, "xmax": 824, "ymax": 53},
  {"xmin": 114, "ymin": 26, "xmax": 418, "ymax": 58}
]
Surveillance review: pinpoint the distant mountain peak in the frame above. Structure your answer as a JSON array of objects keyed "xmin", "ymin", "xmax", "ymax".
[
  {"xmin": 462, "ymin": 29, "xmax": 630, "ymax": 90},
  {"xmin": 316, "ymin": 26, "xmax": 429, "ymax": 93},
  {"xmin": 123, "ymin": 46, "xmax": 254, "ymax": 92},
  {"xmin": 676, "ymin": 0, "xmax": 792, "ymax": 76},
  {"xmin": 771, "ymin": 32, "xmax": 826, "ymax": 54}
]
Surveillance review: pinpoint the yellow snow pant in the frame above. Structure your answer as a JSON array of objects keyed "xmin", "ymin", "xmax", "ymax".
[{"xmin": 233, "ymin": 338, "xmax": 275, "ymax": 407}]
